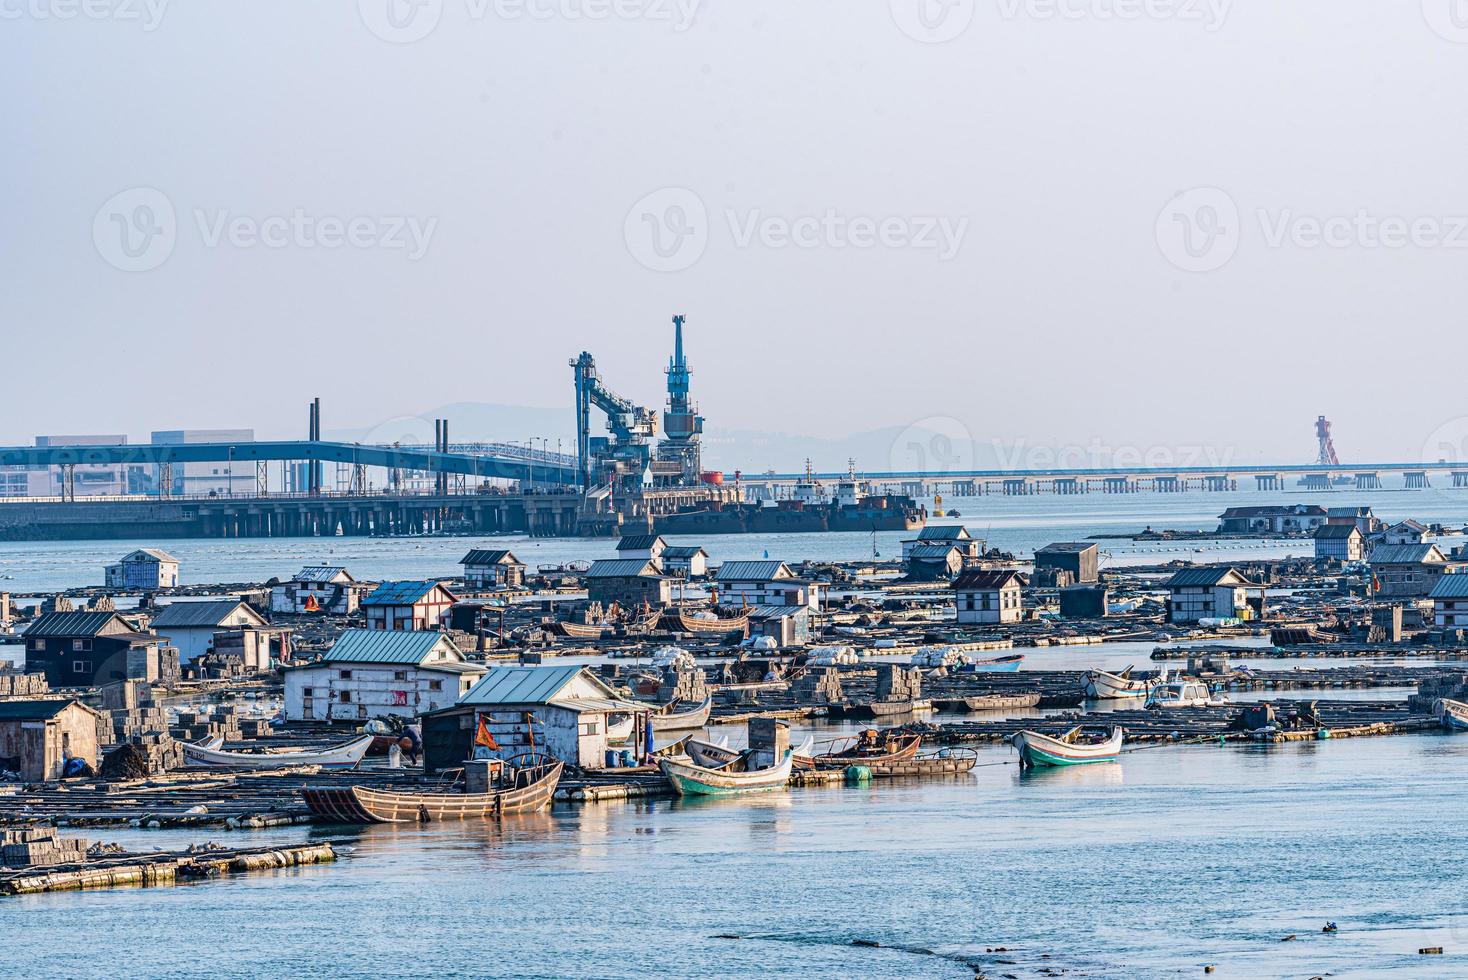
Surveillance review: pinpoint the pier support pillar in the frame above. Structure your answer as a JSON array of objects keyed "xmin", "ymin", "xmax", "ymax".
[{"xmin": 1404, "ymin": 471, "xmax": 1430, "ymax": 489}]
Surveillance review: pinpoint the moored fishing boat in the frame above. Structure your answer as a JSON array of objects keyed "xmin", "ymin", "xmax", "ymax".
[
  {"xmin": 658, "ymin": 748, "xmax": 794, "ymax": 797},
  {"xmin": 657, "ymin": 610, "xmax": 750, "ymax": 635},
  {"xmin": 1011, "ymin": 726, "xmax": 1123, "ymax": 768},
  {"xmin": 184, "ymin": 734, "xmax": 374, "ymax": 770},
  {"xmin": 812, "ymin": 733, "xmax": 922, "ymax": 770},
  {"xmin": 958, "ymin": 654, "xmax": 1024, "ymax": 674},
  {"xmin": 1083, "ymin": 666, "xmax": 1149, "ymax": 700},
  {"xmin": 1435, "ymin": 698, "xmax": 1468, "ymax": 731},
  {"xmin": 866, "ymin": 746, "xmax": 979, "ymax": 778},
  {"xmin": 686, "ymin": 734, "xmax": 815, "ymax": 770},
  {"xmin": 935, "ymin": 693, "xmax": 1042, "ymax": 713},
  {"xmin": 1145, "ymin": 680, "xmax": 1226, "ymax": 709},
  {"xmin": 649, "ymin": 697, "xmax": 712, "ymax": 732},
  {"xmin": 300, "ymin": 754, "xmax": 563, "ymax": 823}
]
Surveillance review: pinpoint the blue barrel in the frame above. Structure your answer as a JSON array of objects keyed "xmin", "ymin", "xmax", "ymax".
[
  {"xmin": 604, "ymin": 749, "xmax": 619, "ymax": 768},
  {"xmin": 620, "ymin": 750, "xmax": 635, "ymax": 767}
]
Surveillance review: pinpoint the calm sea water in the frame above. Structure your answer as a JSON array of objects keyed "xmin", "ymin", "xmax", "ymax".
[
  {"xmin": 2, "ymin": 486, "xmax": 1465, "ymax": 595},
  {"xmin": 2, "ymin": 734, "xmax": 1465, "ymax": 979},
  {"xmin": 3, "ymin": 489, "xmax": 1466, "ymax": 977}
]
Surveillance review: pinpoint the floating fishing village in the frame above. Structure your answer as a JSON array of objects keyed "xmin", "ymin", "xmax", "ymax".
[{"xmin": 2, "ymin": 326, "xmax": 1468, "ymax": 976}]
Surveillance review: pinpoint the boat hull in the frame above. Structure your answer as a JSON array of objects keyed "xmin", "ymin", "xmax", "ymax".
[
  {"xmin": 658, "ymin": 752, "xmax": 793, "ymax": 796},
  {"xmin": 300, "ymin": 761, "xmax": 563, "ymax": 823},
  {"xmin": 1012, "ymin": 728, "xmax": 1123, "ymax": 768},
  {"xmin": 812, "ymin": 735, "xmax": 923, "ymax": 770},
  {"xmin": 184, "ymin": 735, "xmax": 374, "ymax": 770},
  {"xmin": 650, "ymin": 697, "xmax": 713, "ymax": 732},
  {"xmin": 867, "ymin": 749, "xmax": 978, "ymax": 778},
  {"xmin": 1084, "ymin": 670, "xmax": 1149, "ymax": 700},
  {"xmin": 1436, "ymin": 698, "xmax": 1468, "ymax": 731}
]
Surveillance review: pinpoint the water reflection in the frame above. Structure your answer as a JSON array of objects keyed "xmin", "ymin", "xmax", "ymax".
[{"xmin": 1015, "ymin": 761, "xmax": 1125, "ymax": 788}]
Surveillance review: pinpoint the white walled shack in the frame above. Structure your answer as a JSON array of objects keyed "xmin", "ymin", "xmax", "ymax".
[
  {"xmin": 283, "ymin": 629, "xmax": 483, "ymax": 724},
  {"xmin": 150, "ymin": 599, "xmax": 270, "ymax": 664},
  {"xmin": 270, "ymin": 566, "xmax": 362, "ymax": 615},
  {"xmin": 422, "ymin": 665, "xmax": 652, "ymax": 772}
]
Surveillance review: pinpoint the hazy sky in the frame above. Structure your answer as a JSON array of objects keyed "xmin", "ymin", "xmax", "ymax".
[{"xmin": 6, "ymin": 1, "xmax": 1468, "ymax": 469}]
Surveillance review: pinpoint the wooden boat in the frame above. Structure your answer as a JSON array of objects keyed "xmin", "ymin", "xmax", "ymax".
[
  {"xmin": 658, "ymin": 749, "xmax": 793, "ymax": 797},
  {"xmin": 184, "ymin": 734, "xmax": 374, "ymax": 770},
  {"xmin": 686, "ymin": 735, "xmax": 815, "ymax": 770},
  {"xmin": 957, "ymin": 654, "xmax": 1024, "ymax": 674},
  {"xmin": 658, "ymin": 610, "xmax": 750, "ymax": 636},
  {"xmin": 605, "ymin": 713, "xmax": 635, "ymax": 743},
  {"xmin": 551, "ymin": 620, "xmax": 610, "ymax": 639},
  {"xmin": 1011, "ymin": 726, "xmax": 1123, "ymax": 768},
  {"xmin": 866, "ymin": 747, "xmax": 978, "ymax": 778},
  {"xmin": 192, "ymin": 735, "xmax": 225, "ymax": 752},
  {"xmin": 936, "ymin": 693, "xmax": 1042, "ymax": 713},
  {"xmin": 300, "ymin": 755, "xmax": 563, "ymax": 823},
  {"xmin": 812, "ymin": 733, "xmax": 922, "ymax": 770},
  {"xmin": 649, "ymin": 697, "xmax": 713, "ymax": 732},
  {"xmin": 1435, "ymin": 698, "xmax": 1468, "ymax": 732},
  {"xmin": 1083, "ymin": 666, "xmax": 1149, "ymax": 700},
  {"xmin": 829, "ymin": 698, "xmax": 916, "ymax": 719}
]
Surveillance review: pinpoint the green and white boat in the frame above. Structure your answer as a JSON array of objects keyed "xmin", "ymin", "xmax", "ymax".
[
  {"xmin": 659, "ymin": 748, "xmax": 794, "ymax": 797},
  {"xmin": 1012, "ymin": 726, "xmax": 1124, "ymax": 769}
]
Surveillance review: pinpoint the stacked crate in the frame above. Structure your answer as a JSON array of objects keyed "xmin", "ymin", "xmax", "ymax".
[
  {"xmin": 98, "ymin": 682, "xmax": 183, "ymax": 773},
  {"xmin": 172, "ymin": 705, "xmax": 245, "ymax": 744},
  {"xmin": 0, "ymin": 672, "xmax": 50, "ymax": 698},
  {"xmin": 1, "ymin": 828, "xmax": 89, "ymax": 869},
  {"xmin": 1410, "ymin": 670, "xmax": 1468, "ymax": 713}
]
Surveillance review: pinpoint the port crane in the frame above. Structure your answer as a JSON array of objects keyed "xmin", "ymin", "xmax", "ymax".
[{"xmin": 571, "ymin": 351, "xmax": 659, "ymax": 492}]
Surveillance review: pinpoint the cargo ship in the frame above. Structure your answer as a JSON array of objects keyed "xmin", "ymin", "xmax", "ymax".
[{"xmin": 654, "ymin": 469, "xmax": 926, "ymax": 535}]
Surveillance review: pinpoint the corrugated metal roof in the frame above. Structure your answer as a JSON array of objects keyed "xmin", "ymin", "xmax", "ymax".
[
  {"xmin": 908, "ymin": 545, "xmax": 960, "ymax": 559},
  {"xmin": 1037, "ymin": 541, "xmax": 1096, "ymax": 554},
  {"xmin": 1429, "ymin": 574, "xmax": 1468, "ymax": 599},
  {"xmin": 616, "ymin": 534, "xmax": 665, "ymax": 551},
  {"xmin": 1369, "ymin": 544, "xmax": 1446, "ymax": 565},
  {"xmin": 1314, "ymin": 525, "xmax": 1360, "ymax": 539},
  {"xmin": 917, "ymin": 525, "xmax": 971, "ymax": 540},
  {"xmin": 716, "ymin": 560, "xmax": 790, "ymax": 581},
  {"xmin": 319, "ymin": 628, "xmax": 459, "ymax": 664},
  {"xmin": 362, "ymin": 580, "xmax": 454, "ymax": 606},
  {"xmin": 23, "ymin": 611, "xmax": 125, "ymax": 638},
  {"xmin": 585, "ymin": 559, "xmax": 658, "ymax": 578},
  {"xmin": 122, "ymin": 547, "xmax": 179, "ymax": 563},
  {"xmin": 460, "ymin": 549, "xmax": 521, "ymax": 566},
  {"xmin": 662, "ymin": 546, "xmax": 706, "ymax": 559},
  {"xmin": 151, "ymin": 599, "xmax": 261, "ymax": 629},
  {"xmin": 1164, "ymin": 567, "xmax": 1246, "ymax": 587},
  {"xmin": 952, "ymin": 569, "xmax": 1025, "ymax": 591},
  {"xmin": 459, "ymin": 665, "xmax": 608, "ymax": 705},
  {"xmin": 294, "ymin": 566, "xmax": 352, "ymax": 583}
]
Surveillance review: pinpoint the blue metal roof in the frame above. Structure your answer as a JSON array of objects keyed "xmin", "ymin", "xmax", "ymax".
[
  {"xmin": 362, "ymin": 580, "xmax": 452, "ymax": 606},
  {"xmin": 585, "ymin": 559, "xmax": 659, "ymax": 578},
  {"xmin": 1429, "ymin": 574, "xmax": 1468, "ymax": 599},
  {"xmin": 1165, "ymin": 567, "xmax": 1247, "ymax": 587},
  {"xmin": 319, "ymin": 629, "xmax": 456, "ymax": 664},
  {"xmin": 458, "ymin": 665, "xmax": 597, "ymax": 705},
  {"xmin": 716, "ymin": 560, "xmax": 790, "ymax": 581}
]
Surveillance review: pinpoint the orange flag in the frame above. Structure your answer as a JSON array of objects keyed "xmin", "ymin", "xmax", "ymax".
[
  {"xmin": 303, "ymin": 594, "xmax": 320, "ymax": 612},
  {"xmin": 475, "ymin": 715, "xmax": 499, "ymax": 749}
]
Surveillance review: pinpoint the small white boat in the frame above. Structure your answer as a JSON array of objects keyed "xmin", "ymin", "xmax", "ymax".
[
  {"xmin": 605, "ymin": 713, "xmax": 635, "ymax": 744},
  {"xmin": 650, "ymin": 697, "xmax": 713, "ymax": 733},
  {"xmin": 1145, "ymin": 680, "xmax": 1226, "ymax": 709},
  {"xmin": 1083, "ymin": 666, "xmax": 1149, "ymax": 700},
  {"xmin": 1012, "ymin": 726, "xmax": 1124, "ymax": 768},
  {"xmin": 183, "ymin": 734, "xmax": 373, "ymax": 769},
  {"xmin": 1435, "ymin": 698, "xmax": 1468, "ymax": 732}
]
